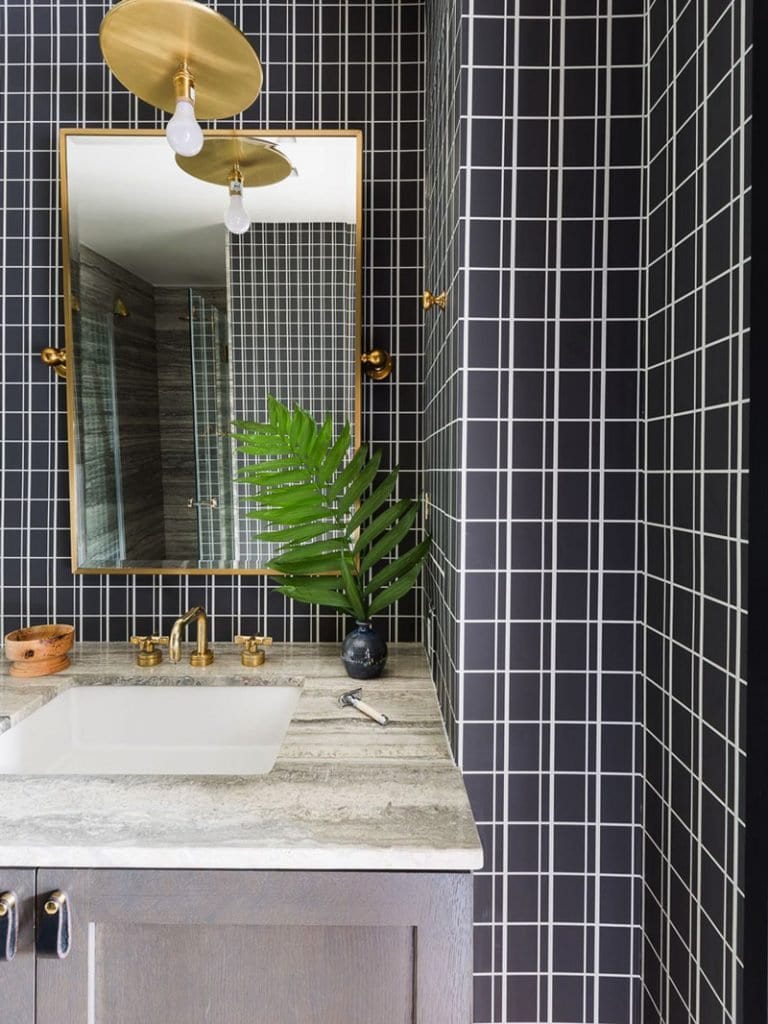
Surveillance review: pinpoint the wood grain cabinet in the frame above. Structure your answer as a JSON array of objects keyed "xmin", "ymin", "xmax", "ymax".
[
  {"xmin": 0, "ymin": 869, "xmax": 35, "ymax": 1023},
  {"xmin": 2, "ymin": 869, "xmax": 473, "ymax": 1023}
]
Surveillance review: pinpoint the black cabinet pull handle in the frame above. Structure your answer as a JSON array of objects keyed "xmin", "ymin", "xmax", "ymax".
[
  {"xmin": 38, "ymin": 890, "xmax": 71, "ymax": 959},
  {"xmin": 0, "ymin": 891, "xmax": 18, "ymax": 961}
]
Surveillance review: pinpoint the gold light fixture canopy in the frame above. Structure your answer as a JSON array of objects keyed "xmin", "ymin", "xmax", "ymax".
[
  {"xmin": 99, "ymin": 0, "xmax": 263, "ymax": 120},
  {"xmin": 175, "ymin": 137, "xmax": 293, "ymax": 188}
]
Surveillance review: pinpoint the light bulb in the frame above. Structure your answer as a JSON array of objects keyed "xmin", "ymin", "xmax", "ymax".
[
  {"xmin": 166, "ymin": 98, "xmax": 203, "ymax": 157},
  {"xmin": 225, "ymin": 177, "xmax": 251, "ymax": 234}
]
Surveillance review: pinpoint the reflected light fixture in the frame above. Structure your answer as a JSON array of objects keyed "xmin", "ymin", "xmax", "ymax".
[
  {"xmin": 99, "ymin": 0, "xmax": 263, "ymax": 158},
  {"xmin": 176, "ymin": 137, "xmax": 293, "ymax": 235},
  {"xmin": 225, "ymin": 165, "xmax": 250, "ymax": 235}
]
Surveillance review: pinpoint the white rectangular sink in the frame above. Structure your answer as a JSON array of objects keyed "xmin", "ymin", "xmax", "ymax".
[{"xmin": 0, "ymin": 685, "xmax": 301, "ymax": 776}]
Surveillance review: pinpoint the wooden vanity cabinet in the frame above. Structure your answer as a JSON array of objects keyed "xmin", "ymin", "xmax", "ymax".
[
  {"xmin": 3, "ymin": 869, "xmax": 473, "ymax": 1023},
  {"xmin": 0, "ymin": 869, "xmax": 35, "ymax": 1023}
]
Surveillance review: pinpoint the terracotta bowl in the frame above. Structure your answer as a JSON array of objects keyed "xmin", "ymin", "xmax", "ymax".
[{"xmin": 4, "ymin": 624, "xmax": 75, "ymax": 678}]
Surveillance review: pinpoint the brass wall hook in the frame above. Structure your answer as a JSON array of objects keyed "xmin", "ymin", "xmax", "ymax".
[
  {"xmin": 41, "ymin": 347, "xmax": 67, "ymax": 379},
  {"xmin": 422, "ymin": 289, "xmax": 447, "ymax": 312},
  {"xmin": 361, "ymin": 348, "xmax": 393, "ymax": 381},
  {"xmin": 113, "ymin": 297, "xmax": 129, "ymax": 317}
]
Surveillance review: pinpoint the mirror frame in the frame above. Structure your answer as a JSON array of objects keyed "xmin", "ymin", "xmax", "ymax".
[{"xmin": 60, "ymin": 127, "xmax": 363, "ymax": 575}]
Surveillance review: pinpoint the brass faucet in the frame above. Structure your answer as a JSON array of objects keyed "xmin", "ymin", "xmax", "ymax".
[{"xmin": 168, "ymin": 606, "xmax": 214, "ymax": 666}]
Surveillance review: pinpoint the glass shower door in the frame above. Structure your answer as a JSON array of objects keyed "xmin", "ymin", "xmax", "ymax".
[
  {"xmin": 189, "ymin": 290, "xmax": 235, "ymax": 563},
  {"xmin": 72, "ymin": 311, "xmax": 126, "ymax": 565}
]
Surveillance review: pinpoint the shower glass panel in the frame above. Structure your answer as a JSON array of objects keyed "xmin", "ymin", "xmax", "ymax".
[
  {"xmin": 189, "ymin": 289, "xmax": 235, "ymax": 562},
  {"xmin": 72, "ymin": 312, "xmax": 125, "ymax": 565}
]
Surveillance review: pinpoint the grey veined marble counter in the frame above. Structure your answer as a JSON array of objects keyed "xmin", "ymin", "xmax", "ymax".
[{"xmin": 0, "ymin": 643, "xmax": 482, "ymax": 871}]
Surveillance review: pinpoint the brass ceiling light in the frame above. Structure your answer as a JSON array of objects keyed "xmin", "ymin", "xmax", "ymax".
[
  {"xmin": 226, "ymin": 164, "xmax": 248, "ymax": 234},
  {"xmin": 99, "ymin": 0, "xmax": 263, "ymax": 158},
  {"xmin": 176, "ymin": 137, "xmax": 294, "ymax": 235}
]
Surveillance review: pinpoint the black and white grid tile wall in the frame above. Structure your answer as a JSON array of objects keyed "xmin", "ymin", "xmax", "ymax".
[
  {"xmin": 423, "ymin": 0, "xmax": 463, "ymax": 753},
  {"xmin": 229, "ymin": 221, "xmax": 356, "ymax": 564},
  {"xmin": 642, "ymin": 2, "xmax": 750, "ymax": 1022},
  {"xmin": 424, "ymin": 3, "xmax": 646, "ymax": 1021},
  {"xmin": 0, "ymin": 0, "xmax": 424, "ymax": 643},
  {"xmin": 0, "ymin": 2, "xmax": 754, "ymax": 1023}
]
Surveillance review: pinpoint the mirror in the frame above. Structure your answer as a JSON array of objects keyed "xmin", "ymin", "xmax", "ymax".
[{"xmin": 61, "ymin": 129, "xmax": 362, "ymax": 574}]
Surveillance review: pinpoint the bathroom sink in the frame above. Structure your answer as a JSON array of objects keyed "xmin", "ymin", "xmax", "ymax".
[{"xmin": 0, "ymin": 685, "xmax": 301, "ymax": 776}]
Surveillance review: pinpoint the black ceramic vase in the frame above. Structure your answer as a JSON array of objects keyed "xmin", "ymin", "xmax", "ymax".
[{"xmin": 341, "ymin": 621, "xmax": 387, "ymax": 679}]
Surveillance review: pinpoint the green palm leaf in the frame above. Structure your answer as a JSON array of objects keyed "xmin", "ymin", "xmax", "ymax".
[
  {"xmin": 254, "ymin": 523, "xmax": 332, "ymax": 546},
  {"xmin": 318, "ymin": 423, "xmax": 352, "ymax": 483},
  {"xmin": 346, "ymin": 468, "xmax": 398, "ymax": 535},
  {"xmin": 268, "ymin": 395, "xmax": 290, "ymax": 432},
  {"xmin": 270, "ymin": 538, "xmax": 348, "ymax": 565},
  {"xmin": 327, "ymin": 447, "xmax": 367, "ymax": 500},
  {"xmin": 277, "ymin": 574, "xmax": 349, "ymax": 591},
  {"xmin": 340, "ymin": 557, "xmax": 367, "ymax": 621},
  {"xmin": 277, "ymin": 584, "xmax": 353, "ymax": 613},
  {"xmin": 364, "ymin": 538, "xmax": 432, "ymax": 596},
  {"xmin": 308, "ymin": 416, "xmax": 334, "ymax": 466},
  {"xmin": 251, "ymin": 504, "xmax": 335, "ymax": 525},
  {"xmin": 237, "ymin": 440, "xmax": 292, "ymax": 456},
  {"xmin": 353, "ymin": 498, "xmax": 413, "ymax": 554},
  {"xmin": 236, "ymin": 398, "xmax": 430, "ymax": 622},
  {"xmin": 232, "ymin": 421, "xmax": 280, "ymax": 435},
  {"xmin": 367, "ymin": 564, "xmax": 422, "ymax": 617},
  {"xmin": 335, "ymin": 451, "xmax": 382, "ymax": 513},
  {"xmin": 359, "ymin": 503, "xmax": 419, "ymax": 574},
  {"xmin": 250, "ymin": 485, "xmax": 326, "ymax": 509},
  {"xmin": 236, "ymin": 466, "xmax": 306, "ymax": 485},
  {"xmin": 268, "ymin": 553, "xmax": 352, "ymax": 575}
]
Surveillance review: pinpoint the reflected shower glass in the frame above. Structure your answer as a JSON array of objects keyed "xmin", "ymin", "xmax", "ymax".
[
  {"xmin": 72, "ymin": 310, "xmax": 125, "ymax": 566},
  {"xmin": 190, "ymin": 289, "xmax": 235, "ymax": 562}
]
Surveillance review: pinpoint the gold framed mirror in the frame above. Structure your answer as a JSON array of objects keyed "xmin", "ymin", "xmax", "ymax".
[{"xmin": 60, "ymin": 128, "xmax": 363, "ymax": 574}]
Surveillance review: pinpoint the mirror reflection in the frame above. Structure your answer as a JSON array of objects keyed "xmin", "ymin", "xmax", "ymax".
[{"xmin": 62, "ymin": 130, "xmax": 361, "ymax": 574}]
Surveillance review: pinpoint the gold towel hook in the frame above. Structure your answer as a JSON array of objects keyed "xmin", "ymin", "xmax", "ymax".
[{"xmin": 422, "ymin": 289, "xmax": 447, "ymax": 311}]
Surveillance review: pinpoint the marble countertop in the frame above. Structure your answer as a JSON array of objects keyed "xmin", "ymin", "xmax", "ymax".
[{"xmin": 0, "ymin": 642, "xmax": 482, "ymax": 871}]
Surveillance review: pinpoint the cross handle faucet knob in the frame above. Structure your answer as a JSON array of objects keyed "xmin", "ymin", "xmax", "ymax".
[
  {"xmin": 129, "ymin": 635, "xmax": 169, "ymax": 667},
  {"xmin": 234, "ymin": 635, "xmax": 273, "ymax": 667}
]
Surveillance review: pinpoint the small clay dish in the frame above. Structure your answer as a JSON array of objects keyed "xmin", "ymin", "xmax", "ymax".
[{"xmin": 4, "ymin": 624, "xmax": 75, "ymax": 678}]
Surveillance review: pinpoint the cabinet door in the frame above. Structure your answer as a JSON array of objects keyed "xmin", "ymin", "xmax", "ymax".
[
  {"xmin": 0, "ymin": 868, "xmax": 35, "ymax": 1022},
  {"xmin": 36, "ymin": 869, "xmax": 472, "ymax": 1024}
]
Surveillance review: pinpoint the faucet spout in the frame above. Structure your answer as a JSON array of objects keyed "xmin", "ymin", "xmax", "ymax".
[{"xmin": 168, "ymin": 606, "xmax": 214, "ymax": 666}]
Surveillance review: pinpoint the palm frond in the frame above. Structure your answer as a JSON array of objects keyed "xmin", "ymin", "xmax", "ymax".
[{"xmin": 235, "ymin": 398, "xmax": 431, "ymax": 623}]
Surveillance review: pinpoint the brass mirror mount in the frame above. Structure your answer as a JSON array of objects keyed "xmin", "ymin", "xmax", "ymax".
[
  {"xmin": 422, "ymin": 289, "xmax": 447, "ymax": 311},
  {"xmin": 41, "ymin": 347, "xmax": 67, "ymax": 379},
  {"xmin": 361, "ymin": 348, "xmax": 393, "ymax": 381}
]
